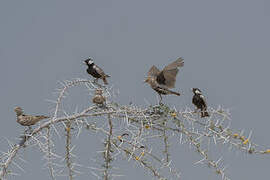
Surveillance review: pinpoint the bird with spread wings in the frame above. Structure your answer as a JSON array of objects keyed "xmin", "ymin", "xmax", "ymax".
[{"xmin": 144, "ymin": 57, "xmax": 184, "ymax": 103}]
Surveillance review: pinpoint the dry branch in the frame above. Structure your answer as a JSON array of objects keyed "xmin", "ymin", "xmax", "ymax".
[{"xmin": 1, "ymin": 79, "xmax": 269, "ymax": 180}]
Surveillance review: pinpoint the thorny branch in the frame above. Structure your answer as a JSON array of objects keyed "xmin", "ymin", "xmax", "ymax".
[
  {"xmin": 65, "ymin": 121, "xmax": 73, "ymax": 180},
  {"xmin": 103, "ymin": 114, "xmax": 113, "ymax": 180},
  {"xmin": 1, "ymin": 78, "xmax": 270, "ymax": 180},
  {"xmin": 162, "ymin": 120, "xmax": 170, "ymax": 163},
  {"xmin": 0, "ymin": 145, "xmax": 20, "ymax": 180},
  {"xmin": 46, "ymin": 127, "xmax": 56, "ymax": 180}
]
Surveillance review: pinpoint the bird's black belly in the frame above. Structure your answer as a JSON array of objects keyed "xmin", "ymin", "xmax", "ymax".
[
  {"xmin": 192, "ymin": 96, "xmax": 205, "ymax": 109},
  {"xmin": 87, "ymin": 68, "xmax": 101, "ymax": 78}
]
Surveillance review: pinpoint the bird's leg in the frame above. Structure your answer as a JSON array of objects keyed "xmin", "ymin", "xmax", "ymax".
[
  {"xmin": 21, "ymin": 127, "xmax": 32, "ymax": 146},
  {"xmin": 94, "ymin": 78, "xmax": 98, "ymax": 84},
  {"xmin": 93, "ymin": 78, "xmax": 104, "ymax": 89},
  {"xmin": 158, "ymin": 94, "xmax": 163, "ymax": 105},
  {"xmin": 19, "ymin": 134, "xmax": 27, "ymax": 147},
  {"xmin": 26, "ymin": 126, "xmax": 33, "ymax": 134},
  {"xmin": 101, "ymin": 102, "xmax": 107, "ymax": 109},
  {"xmin": 197, "ymin": 108, "xmax": 201, "ymax": 118},
  {"xmin": 24, "ymin": 127, "xmax": 29, "ymax": 134},
  {"xmin": 193, "ymin": 108, "xmax": 201, "ymax": 118}
]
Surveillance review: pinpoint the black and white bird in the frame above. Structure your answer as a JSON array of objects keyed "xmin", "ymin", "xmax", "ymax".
[
  {"xmin": 84, "ymin": 58, "xmax": 110, "ymax": 85},
  {"xmin": 192, "ymin": 88, "xmax": 209, "ymax": 118},
  {"xmin": 144, "ymin": 58, "xmax": 184, "ymax": 103}
]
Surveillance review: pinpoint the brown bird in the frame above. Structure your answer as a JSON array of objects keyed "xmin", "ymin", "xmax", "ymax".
[
  {"xmin": 144, "ymin": 57, "xmax": 184, "ymax": 103},
  {"xmin": 92, "ymin": 89, "xmax": 106, "ymax": 105},
  {"xmin": 14, "ymin": 107, "xmax": 49, "ymax": 126},
  {"xmin": 84, "ymin": 57, "xmax": 110, "ymax": 85}
]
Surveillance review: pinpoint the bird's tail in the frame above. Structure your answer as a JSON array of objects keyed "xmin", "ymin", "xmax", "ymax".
[
  {"xmin": 102, "ymin": 77, "xmax": 109, "ymax": 85},
  {"xmin": 169, "ymin": 90, "xmax": 180, "ymax": 96},
  {"xmin": 32, "ymin": 115, "xmax": 50, "ymax": 125},
  {"xmin": 201, "ymin": 110, "xmax": 209, "ymax": 118},
  {"xmin": 36, "ymin": 115, "xmax": 50, "ymax": 120}
]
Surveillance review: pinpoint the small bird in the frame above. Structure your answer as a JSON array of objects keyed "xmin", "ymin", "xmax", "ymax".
[
  {"xmin": 14, "ymin": 107, "xmax": 50, "ymax": 126},
  {"xmin": 92, "ymin": 89, "xmax": 106, "ymax": 105},
  {"xmin": 144, "ymin": 57, "xmax": 184, "ymax": 103},
  {"xmin": 192, "ymin": 88, "xmax": 210, "ymax": 118},
  {"xmin": 84, "ymin": 57, "xmax": 110, "ymax": 85}
]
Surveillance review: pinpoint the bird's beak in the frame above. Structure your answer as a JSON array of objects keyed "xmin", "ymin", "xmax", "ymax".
[{"xmin": 143, "ymin": 78, "xmax": 148, "ymax": 84}]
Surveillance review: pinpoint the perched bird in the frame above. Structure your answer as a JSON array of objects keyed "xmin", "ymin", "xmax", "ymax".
[
  {"xmin": 14, "ymin": 107, "xmax": 50, "ymax": 126},
  {"xmin": 92, "ymin": 89, "xmax": 106, "ymax": 105},
  {"xmin": 144, "ymin": 57, "xmax": 184, "ymax": 103},
  {"xmin": 84, "ymin": 57, "xmax": 110, "ymax": 85},
  {"xmin": 192, "ymin": 88, "xmax": 210, "ymax": 118}
]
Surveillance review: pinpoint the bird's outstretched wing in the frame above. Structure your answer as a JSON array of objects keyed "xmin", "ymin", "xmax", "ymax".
[
  {"xmin": 157, "ymin": 57, "xmax": 184, "ymax": 88},
  {"xmin": 163, "ymin": 57, "xmax": 184, "ymax": 71},
  {"xmin": 147, "ymin": 65, "xmax": 161, "ymax": 77}
]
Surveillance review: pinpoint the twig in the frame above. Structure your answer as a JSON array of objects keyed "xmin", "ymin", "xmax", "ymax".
[
  {"xmin": 103, "ymin": 114, "xmax": 113, "ymax": 180},
  {"xmin": 65, "ymin": 121, "xmax": 73, "ymax": 180}
]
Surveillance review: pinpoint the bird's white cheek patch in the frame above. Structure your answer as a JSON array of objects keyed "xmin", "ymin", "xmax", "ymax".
[
  {"xmin": 195, "ymin": 90, "xmax": 201, "ymax": 94},
  {"xmin": 88, "ymin": 60, "xmax": 94, "ymax": 65}
]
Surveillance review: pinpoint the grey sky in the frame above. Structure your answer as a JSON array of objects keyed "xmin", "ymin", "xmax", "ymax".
[{"xmin": 0, "ymin": 0, "xmax": 270, "ymax": 179}]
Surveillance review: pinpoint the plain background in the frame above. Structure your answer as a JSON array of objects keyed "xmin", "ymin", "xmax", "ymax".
[{"xmin": 0, "ymin": 0, "xmax": 270, "ymax": 179}]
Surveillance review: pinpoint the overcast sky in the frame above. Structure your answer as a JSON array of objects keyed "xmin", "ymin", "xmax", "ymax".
[{"xmin": 0, "ymin": 0, "xmax": 270, "ymax": 179}]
